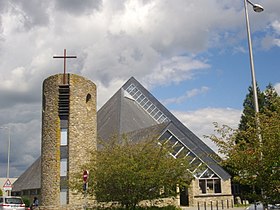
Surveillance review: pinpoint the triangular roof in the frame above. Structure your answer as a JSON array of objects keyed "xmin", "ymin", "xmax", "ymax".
[{"xmin": 97, "ymin": 77, "xmax": 230, "ymax": 180}]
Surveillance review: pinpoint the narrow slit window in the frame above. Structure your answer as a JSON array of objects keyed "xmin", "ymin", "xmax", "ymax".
[
  {"xmin": 61, "ymin": 128, "xmax": 68, "ymax": 146},
  {"xmin": 60, "ymin": 159, "xmax": 67, "ymax": 177}
]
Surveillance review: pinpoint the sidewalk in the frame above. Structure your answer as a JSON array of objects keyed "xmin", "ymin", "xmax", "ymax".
[{"xmin": 180, "ymin": 207, "xmax": 247, "ymax": 210}]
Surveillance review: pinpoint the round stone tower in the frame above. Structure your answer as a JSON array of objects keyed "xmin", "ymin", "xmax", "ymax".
[{"xmin": 41, "ymin": 73, "xmax": 96, "ymax": 207}]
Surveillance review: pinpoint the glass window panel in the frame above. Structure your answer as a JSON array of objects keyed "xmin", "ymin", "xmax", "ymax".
[
  {"xmin": 140, "ymin": 98, "xmax": 148, "ymax": 106},
  {"xmin": 212, "ymin": 173, "xmax": 218, "ymax": 178},
  {"xmin": 172, "ymin": 142, "xmax": 184, "ymax": 156},
  {"xmin": 126, "ymin": 84, "xmax": 135, "ymax": 93},
  {"xmin": 130, "ymin": 87, "xmax": 138, "ymax": 96},
  {"xmin": 189, "ymin": 159, "xmax": 202, "ymax": 172},
  {"xmin": 60, "ymin": 159, "xmax": 67, "ymax": 177},
  {"xmin": 61, "ymin": 128, "xmax": 68, "ymax": 146},
  {"xmin": 176, "ymin": 147, "xmax": 190, "ymax": 159},
  {"xmin": 133, "ymin": 90, "xmax": 141, "ymax": 99},
  {"xmin": 199, "ymin": 180, "xmax": 206, "ymax": 194},
  {"xmin": 158, "ymin": 115, "xmax": 167, "ymax": 123},
  {"xmin": 186, "ymin": 152, "xmax": 196, "ymax": 163},
  {"xmin": 207, "ymin": 179, "xmax": 214, "ymax": 193},
  {"xmin": 191, "ymin": 158, "xmax": 201, "ymax": 166},
  {"xmin": 214, "ymin": 179, "xmax": 221, "ymax": 193},
  {"xmin": 143, "ymin": 101, "xmax": 152, "ymax": 110},
  {"xmin": 166, "ymin": 136, "xmax": 177, "ymax": 146},
  {"xmin": 150, "ymin": 108, "xmax": 159, "ymax": 117},
  {"xmin": 154, "ymin": 111, "xmax": 163, "ymax": 120},
  {"xmin": 159, "ymin": 131, "xmax": 172, "ymax": 142},
  {"xmin": 147, "ymin": 104, "xmax": 156, "ymax": 113},
  {"xmin": 60, "ymin": 189, "xmax": 67, "ymax": 205},
  {"xmin": 136, "ymin": 94, "xmax": 145, "ymax": 103},
  {"xmin": 193, "ymin": 163, "xmax": 207, "ymax": 178},
  {"xmin": 200, "ymin": 168, "xmax": 215, "ymax": 178}
]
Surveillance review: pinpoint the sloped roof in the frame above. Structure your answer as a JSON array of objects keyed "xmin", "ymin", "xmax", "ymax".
[
  {"xmin": 12, "ymin": 157, "xmax": 41, "ymax": 191},
  {"xmin": 98, "ymin": 77, "xmax": 230, "ymax": 180},
  {"xmin": 97, "ymin": 88, "xmax": 157, "ymax": 140}
]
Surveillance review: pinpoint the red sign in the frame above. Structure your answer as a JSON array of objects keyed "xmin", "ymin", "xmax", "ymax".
[{"xmin": 83, "ymin": 170, "xmax": 89, "ymax": 182}]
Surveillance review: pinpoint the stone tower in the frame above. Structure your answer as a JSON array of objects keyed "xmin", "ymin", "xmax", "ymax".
[{"xmin": 41, "ymin": 73, "xmax": 96, "ymax": 207}]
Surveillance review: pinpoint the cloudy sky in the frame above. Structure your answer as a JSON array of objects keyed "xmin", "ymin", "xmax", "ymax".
[{"xmin": 0, "ymin": 0, "xmax": 279, "ymax": 178}]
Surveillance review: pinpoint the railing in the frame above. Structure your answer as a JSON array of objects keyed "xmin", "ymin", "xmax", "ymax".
[{"xmin": 197, "ymin": 199, "xmax": 234, "ymax": 210}]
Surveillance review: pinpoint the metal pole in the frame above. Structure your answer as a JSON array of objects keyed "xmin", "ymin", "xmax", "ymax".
[
  {"xmin": 7, "ymin": 126, "xmax": 10, "ymax": 179},
  {"xmin": 243, "ymin": 0, "xmax": 260, "ymax": 115},
  {"xmin": 0, "ymin": 126, "xmax": 10, "ymax": 179},
  {"xmin": 244, "ymin": 0, "xmax": 264, "ymax": 203}
]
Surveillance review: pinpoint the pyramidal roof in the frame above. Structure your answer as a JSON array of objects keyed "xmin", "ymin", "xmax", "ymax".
[{"xmin": 97, "ymin": 77, "xmax": 230, "ymax": 180}]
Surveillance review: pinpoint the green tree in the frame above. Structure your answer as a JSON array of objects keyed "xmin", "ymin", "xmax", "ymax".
[
  {"xmin": 208, "ymin": 85, "xmax": 280, "ymax": 204},
  {"xmin": 72, "ymin": 135, "xmax": 192, "ymax": 209},
  {"xmin": 238, "ymin": 85, "xmax": 265, "ymax": 134},
  {"xmin": 0, "ymin": 188, "xmax": 2, "ymax": 196}
]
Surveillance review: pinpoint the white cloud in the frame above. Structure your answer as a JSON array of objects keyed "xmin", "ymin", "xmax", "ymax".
[
  {"xmin": 275, "ymin": 83, "xmax": 280, "ymax": 94},
  {"xmin": 162, "ymin": 86, "xmax": 209, "ymax": 105},
  {"xmin": 271, "ymin": 20, "xmax": 280, "ymax": 34},
  {"xmin": 172, "ymin": 108, "xmax": 242, "ymax": 153},
  {"xmin": 261, "ymin": 20, "xmax": 280, "ymax": 49},
  {"xmin": 143, "ymin": 55, "xmax": 210, "ymax": 88}
]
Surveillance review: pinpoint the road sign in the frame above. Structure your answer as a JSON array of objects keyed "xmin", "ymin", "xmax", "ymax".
[
  {"xmin": 83, "ymin": 170, "xmax": 89, "ymax": 182},
  {"xmin": 3, "ymin": 179, "xmax": 12, "ymax": 191}
]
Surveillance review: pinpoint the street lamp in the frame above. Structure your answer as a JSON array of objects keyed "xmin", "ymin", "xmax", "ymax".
[
  {"xmin": 0, "ymin": 126, "xmax": 11, "ymax": 179},
  {"xmin": 243, "ymin": 0, "xmax": 264, "ymax": 115},
  {"xmin": 243, "ymin": 0, "xmax": 264, "ymax": 204}
]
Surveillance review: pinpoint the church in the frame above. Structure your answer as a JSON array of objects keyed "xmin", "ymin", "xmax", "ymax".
[{"xmin": 12, "ymin": 73, "xmax": 233, "ymax": 208}]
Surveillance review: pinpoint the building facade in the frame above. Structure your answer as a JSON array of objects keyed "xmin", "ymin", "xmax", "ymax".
[{"xmin": 13, "ymin": 75, "xmax": 233, "ymax": 208}]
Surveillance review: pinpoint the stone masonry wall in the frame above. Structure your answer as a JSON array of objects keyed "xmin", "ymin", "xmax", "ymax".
[
  {"xmin": 41, "ymin": 74, "xmax": 62, "ymax": 206},
  {"xmin": 189, "ymin": 179, "xmax": 234, "ymax": 207},
  {"xmin": 68, "ymin": 74, "xmax": 97, "ymax": 205}
]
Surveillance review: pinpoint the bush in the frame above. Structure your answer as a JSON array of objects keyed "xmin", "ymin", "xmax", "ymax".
[
  {"xmin": 22, "ymin": 197, "xmax": 31, "ymax": 207},
  {"xmin": 91, "ymin": 205, "xmax": 181, "ymax": 210}
]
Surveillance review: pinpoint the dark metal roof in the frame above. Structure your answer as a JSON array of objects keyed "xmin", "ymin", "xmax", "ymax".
[
  {"xmin": 98, "ymin": 77, "xmax": 230, "ymax": 180},
  {"xmin": 97, "ymin": 88, "xmax": 157, "ymax": 140}
]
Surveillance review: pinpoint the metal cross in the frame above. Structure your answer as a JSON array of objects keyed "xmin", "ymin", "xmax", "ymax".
[{"xmin": 53, "ymin": 49, "xmax": 77, "ymax": 84}]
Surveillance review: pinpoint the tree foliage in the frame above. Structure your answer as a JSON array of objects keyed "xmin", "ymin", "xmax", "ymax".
[
  {"xmin": 207, "ymin": 84, "xmax": 280, "ymax": 204},
  {"xmin": 237, "ymin": 85, "xmax": 265, "ymax": 141},
  {"xmin": 72, "ymin": 135, "xmax": 193, "ymax": 209}
]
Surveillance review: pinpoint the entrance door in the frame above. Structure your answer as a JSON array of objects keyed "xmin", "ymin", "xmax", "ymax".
[{"xmin": 180, "ymin": 186, "xmax": 189, "ymax": 206}]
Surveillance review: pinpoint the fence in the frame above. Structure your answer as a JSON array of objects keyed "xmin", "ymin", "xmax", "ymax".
[{"xmin": 197, "ymin": 199, "xmax": 234, "ymax": 210}]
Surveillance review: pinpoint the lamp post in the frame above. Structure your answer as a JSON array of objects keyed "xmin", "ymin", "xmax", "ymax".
[
  {"xmin": 0, "ymin": 126, "xmax": 11, "ymax": 179},
  {"xmin": 243, "ymin": 0, "xmax": 264, "ymax": 204},
  {"xmin": 0, "ymin": 126, "xmax": 11, "ymax": 196},
  {"xmin": 243, "ymin": 0, "xmax": 264, "ymax": 114}
]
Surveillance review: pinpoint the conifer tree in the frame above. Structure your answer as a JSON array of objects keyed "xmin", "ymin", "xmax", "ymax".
[{"xmin": 238, "ymin": 84, "xmax": 265, "ymax": 133}]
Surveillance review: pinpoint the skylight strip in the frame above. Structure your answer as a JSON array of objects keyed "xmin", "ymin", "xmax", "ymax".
[{"xmin": 124, "ymin": 84, "xmax": 170, "ymax": 123}]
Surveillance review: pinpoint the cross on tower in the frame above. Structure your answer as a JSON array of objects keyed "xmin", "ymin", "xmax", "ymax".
[{"xmin": 53, "ymin": 49, "xmax": 77, "ymax": 84}]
